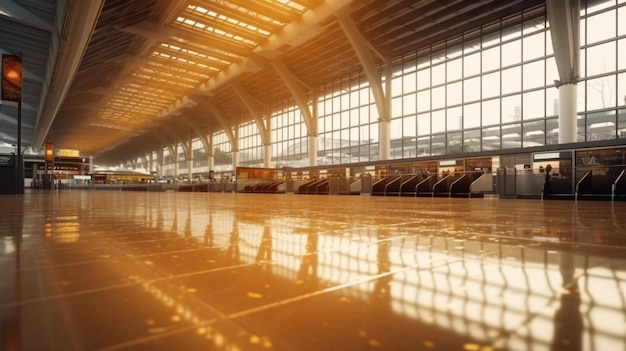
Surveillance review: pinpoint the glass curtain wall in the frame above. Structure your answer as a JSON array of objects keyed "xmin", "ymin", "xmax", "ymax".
[
  {"xmin": 239, "ymin": 120, "xmax": 263, "ymax": 167},
  {"xmin": 318, "ymin": 72, "xmax": 379, "ymax": 165},
  {"xmin": 271, "ymin": 99, "xmax": 308, "ymax": 167},
  {"xmin": 213, "ymin": 131, "xmax": 232, "ymax": 173},
  {"xmin": 155, "ymin": 0, "xmax": 626, "ymax": 172}
]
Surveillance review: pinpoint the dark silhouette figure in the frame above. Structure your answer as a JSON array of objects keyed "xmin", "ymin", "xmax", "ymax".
[{"xmin": 544, "ymin": 164, "xmax": 553, "ymax": 195}]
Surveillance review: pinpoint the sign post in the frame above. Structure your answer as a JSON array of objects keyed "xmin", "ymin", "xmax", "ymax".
[{"xmin": 2, "ymin": 54, "xmax": 23, "ymax": 194}]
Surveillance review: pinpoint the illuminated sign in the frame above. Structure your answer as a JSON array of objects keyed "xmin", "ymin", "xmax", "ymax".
[
  {"xmin": 533, "ymin": 151, "xmax": 572, "ymax": 161},
  {"xmin": 58, "ymin": 149, "xmax": 80, "ymax": 157},
  {"xmin": 0, "ymin": 154, "xmax": 14, "ymax": 167},
  {"xmin": 1, "ymin": 54, "xmax": 22, "ymax": 102},
  {"xmin": 439, "ymin": 160, "xmax": 457, "ymax": 166},
  {"xmin": 45, "ymin": 143, "xmax": 54, "ymax": 162}
]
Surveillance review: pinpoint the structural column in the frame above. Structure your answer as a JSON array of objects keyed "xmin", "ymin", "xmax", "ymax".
[
  {"xmin": 232, "ymin": 150, "xmax": 239, "ymax": 170},
  {"xmin": 172, "ymin": 152, "xmax": 179, "ymax": 178},
  {"xmin": 558, "ymin": 85, "xmax": 577, "ymax": 143},
  {"xmin": 264, "ymin": 144, "xmax": 272, "ymax": 168},
  {"xmin": 309, "ymin": 136, "xmax": 318, "ymax": 166},
  {"xmin": 547, "ymin": 0, "xmax": 580, "ymax": 144},
  {"xmin": 187, "ymin": 157, "xmax": 193, "ymax": 180},
  {"xmin": 156, "ymin": 149, "xmax": 164, "ymax": 179},
  {"xmin": 379, "ymin": 120, "xmax": 391, "ymax": 159}
]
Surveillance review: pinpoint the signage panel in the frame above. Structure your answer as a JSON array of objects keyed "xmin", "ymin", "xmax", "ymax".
[
  {"xmin": 1, "ymin": 54, "xmax": 22, "ymax": 102},
  {"xmin": 0, "ymin": 154, "xmax": 14, "ymax": 167}
]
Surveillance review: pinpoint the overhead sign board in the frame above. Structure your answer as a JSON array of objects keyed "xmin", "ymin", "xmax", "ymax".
[{"xmin": 0, "ymin": 154, "xmax": 14, "ymax": 167}]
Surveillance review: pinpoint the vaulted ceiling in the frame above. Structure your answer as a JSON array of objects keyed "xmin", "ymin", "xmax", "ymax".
[{"xmin": 0, "ymin": 0, "xmax": 546, "ymax": 165}]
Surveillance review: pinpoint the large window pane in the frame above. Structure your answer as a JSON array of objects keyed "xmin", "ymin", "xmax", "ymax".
[
  {"xmin": 417, "ymin": 113, "xmax": 431, "ymax": 136},
  {"xmin": 617, "ymin": 6, "xmax": 626, "ymax": 36},
  {"xmin": 447, "ymin": 106, "xmax": 462, "ymax": 131},
  {"xmin": 432, "ymin": 63, "xmax": 446, "ymax": 86},
  {"xmin": 432, "ymin": 86, "xmax": 446, "ymax": 109},
  {"xmin": 482, "ymin": 99, "xmax": 500, "ymax": 126},
  {"xmin": 501, "ymin": 39, "xmax": 521, "ymax": 66},
  {"xmin": 523, "ymin": 60, "xmax": 545, "ymax": 90},
  {"xmin": 403, "ymin": 115, "xmax": 417, "ymax": 137},
  {"xmin": 482, "ymin": 71, "xmax": 500, "ymax": 99},
  {"xmin": 617, "ymin": 73, "xmax": 626, "ymax": 106},
  {"xmin": 523, "ymin": 120, "xmax": 545, "ymax": 147},
  {"xmin": 447, "ymin": 58, "xmax": 463, "ymax": 82},
  {"xmin": 587, "ymin": 10, "xmax": 616, "ymax": 44},
  {"xmin": 501, "ymin": 94, "xmax": 521, "ymax": 123},
  {"xmin": 482, "ymin": 46, "xmax": 500, "ymax": 72},
  {"xmin": 403, "ymin": 94, "xmax": 416, "ymax": 115},
  {"xmin": 523, "ymin": 32, "xmax": 545, "ymax": 62},
  {"xmin": 464, "ymin": 76, "xmax": 481, "ymax": 102},
  {"xmin": 618, "ymin": 109, "xmax": 626, "ymax": 139},
  {"xmin": 620, "ymin": 38, "xmax": 626, "ymax": 70},
  {"xmin": 464, "ymin": 52, "xmax": 481, "ymax": 77},
  {"xmin": 360, "ymin": 125, "xmax": 370, "ymax": 142},
  {"xmin": 523, "ymin": 90, "xmax": 545, "ymax": 120},
  {"xmin": 417, "ymin": 68, "xmax": 431, "ymax": 90},
  {"xmin": 578, "ymin": 114, "xmax": 586, "ymax": 142},
  {"xmin": 417, "ymin": 136, "xmax": 431, "ymax": 156},
  {"xmin": 447, "ymin": 81, "xmax": 462, "ymax": 106},
  {"xmin": 417, "ymin": 90, "xmax": 431, "ymax": 113},
  {"xmin": 391, "ymin": 118, "xmax": 402, "ymax": 140},
  {"xmin": 587, "ymin": 110, "xmax": 616, "ymax": 141},
  {"xmin": 447, "ymin": 132, "xmax": 462, "ymax": 154},
  {"xmin": 432, "ymin": 110, "xmax": 445, "ymax": 133},
  {"xmin": 587, "ymin": 42, "xmax": 616, "ymax": 76},
  {"xmin": 464, "ymin": 102, "xmax": 481, "ymax": 129},
  {"xmin": 431, "ymin": 134, "xmax": 446, "ymax": 155},
  {"xmin": 482, "ymin": 126, "xmax": 501, "ymax": 151},
  {"xmin": 587, "ymin": 75, "xmax": 617, "ymax": 110},
  {"xmin": 502, "ymin": 66, "xmax": 522, "ymax": 95},
  {"xmin": 403, "ymin": 72, "xmax": 417, "ymax": 94},
  {"xmin": 463, "ymin": 129, "xmax": 481, "ymax": 153},
  {"xmin": 501, "ymin": 123, "xmax": 521, "ymax": 149}
]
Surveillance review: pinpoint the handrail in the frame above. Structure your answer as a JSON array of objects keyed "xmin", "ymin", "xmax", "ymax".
[
  {"xmin": 449, "ymin": 174, "xmax": 467, "ymax": 198},
  {"xmin": 415, "ymin": 175, "xmax": 434, "ymax": 195},
  {"xmin": 612, "ymin": 169, "xmax": 625, "ymax": 201},
  {"xmin": 432, "ymin": 175, "xmax": 450, "ymax": 197},
  {"xmin": 400, "ymin": 175, "xmax": 419, "ymax": 195},
  {"xmin": 384, "ymin": 176, "xmax": 402, "ymax": 196},
  {"xmin": 575, "ymin": 170, "xmax": 592, "ymax": 201},
  {"xmin": 469, "ymin": 173, "xmax": 491, "ymax": 195},
  {"xmin": 316, "ymin": 179, "xmax": 328, "ymax": 194}
]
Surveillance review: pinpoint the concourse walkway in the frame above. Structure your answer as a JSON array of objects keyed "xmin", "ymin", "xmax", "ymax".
[{"xmin": 1, "ymin": 191, "xmax": 626, "ymax": 350}]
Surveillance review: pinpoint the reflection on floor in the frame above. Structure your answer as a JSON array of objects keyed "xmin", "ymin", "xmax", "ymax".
[{"xmin": 1, "ymin": 190, "xmax": 626, "ymax": 350}]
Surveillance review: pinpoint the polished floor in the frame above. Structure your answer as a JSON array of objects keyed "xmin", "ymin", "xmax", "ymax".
[{"xmin": 1, "ymin": 190, "xmax": 626, "ymax": 351}]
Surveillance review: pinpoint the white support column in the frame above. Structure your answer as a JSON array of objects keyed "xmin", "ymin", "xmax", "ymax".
[
  {"xmin": 558, "ymin": 84, "xmax": 578, "ymax": 144},
  {"xmin": 187, "ymin": 157, "xmax": 193, "ymax": 180},
  {"xmin": 309, "ymin": 136, "xmax": 318, "ymax": 166},
  {"xmin": 156, "ymin": 149, "xmax": 164, "ymax": 179},
  {"xmin": 173, "ymin": 154, "xmax": 179, "ymax": 179},
  {"xmin": 148, "ymin": 154, "xmax": 154, "ymax": 175},
  {"xmin": 232, "ymin": 150, "xmax": 239, "ymax": 170},
  {"xmin": 379, "ymin": 120, "xmax": 391, "ymax": 160},
  {"xmin": 264, "ymin": 144, "xmax": 272, "ymax": 168},
  {"xmin": 380, "ymin": 58, "xmax": 392, "ymax": 160},
  {"xmin": 547, "ymin": 0, "xmax": 580, "ymax": 145}
]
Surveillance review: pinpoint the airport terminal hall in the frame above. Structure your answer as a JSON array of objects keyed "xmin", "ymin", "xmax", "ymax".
[{"xmin": 2, "ymin": 0, "xmax": 626, "ymax": 350}]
